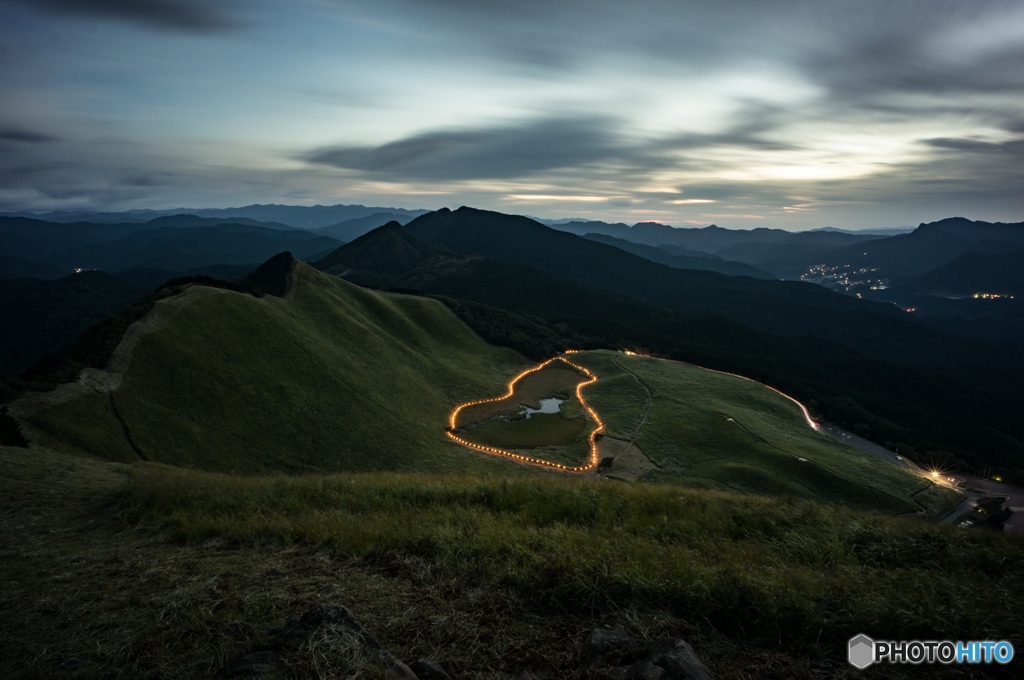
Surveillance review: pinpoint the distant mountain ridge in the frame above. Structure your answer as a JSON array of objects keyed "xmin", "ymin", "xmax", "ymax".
[
  {"xmin": 314, "ymin": 221, "xmax": 452, "ymax": 287},
  {"xmin": 820, "ymin": 217, "xmax": 1024, "ymax": 279},
  {"xmin": 0, "ymin": 203, "xmax": 430, "ymax": 229},
  {"xmin": 580, "ymin": 232, "xmax": 773, "ymax": 279},
  {"xmin": 552, "ymin": 219, "xmax": 884, "ymax": 255},
  {"xmin": 0, "ymin": 216, "xmax": 342, "ymax": 276},
  {"xmin": 813, "ymin": 227, "xmax": 914, "ymax": 236},
  {"xmin": 392, "ymin": 207, "xmax": 1010, "ymax": 367}
]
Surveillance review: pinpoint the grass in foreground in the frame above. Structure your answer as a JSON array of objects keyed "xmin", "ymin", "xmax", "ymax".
[
  {"xmin": 121, "ymin": 464, "xmax": 1024, "ymax": 658},
  {"xmin": 4, "ymin": 447, "xmax": 1021, "ymax": 679}
]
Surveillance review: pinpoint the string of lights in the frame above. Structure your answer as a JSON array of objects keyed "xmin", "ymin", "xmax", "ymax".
[
  {"xmin": 446, "ymin": 356, "xmax": 604, "ymax": 472},
  {"xmin": 446, "ymin": 349, "xmax": 818, "ymax": 473},
  {"xmin": 656, "ymin": 356, "xmax": 819, "ymax": 430}
]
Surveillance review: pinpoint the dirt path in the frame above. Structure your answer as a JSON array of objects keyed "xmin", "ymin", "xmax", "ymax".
[
  {"xmin": 7, "ymin": 285, "xmax": 233, "ymax": 461},
  {"xmin": 613, "ymin": 356, "xmax": 653, "ymax": 443},
  {"xmin": 593, "ymin": 358, "xmax": 660, "ymax": 482},
  {"xmin": 7, "ymin": 285, "xmax": 228, "ymax": 425}
]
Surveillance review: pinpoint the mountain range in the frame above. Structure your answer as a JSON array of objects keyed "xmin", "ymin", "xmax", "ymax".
[
  {"xmin": 308, "ymin": 213, "xmax": 1024, "ymax": 477},
  {"xmin": 4, "ymin": 203, "xmax": 1024, "ymax": 479},
  {"xmin": 0, "ymin": 203, "xmax": 429, "ymax": 229}
]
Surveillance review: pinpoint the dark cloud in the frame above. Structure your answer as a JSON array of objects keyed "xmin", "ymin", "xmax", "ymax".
[
  {"xmin": 306, "ymin": 117, "xmax": 623, "ymax": 180},
  {"xmin": 923, "ymin": 137, "xmax": 1024, "ymax": 159},
  {"xmin": 0, "ymin": 127, "xmax": 58, "ymax": 143},
  {"xmin": 306, "ymin": 101, "xmax": 800, "ymax": 183},
  {"xmin": 807, "ymin": 39, "xmax": 1024, "ymax": 102},
  {"xmin": 658, "ymin": 102, "xmax": 798, "ymax": 153},
  {"xmin": 118, "ymin": 173, "xmax": 167, "ymax": 187},
  {"xmin": 9, "ymin": 0, "xmax": 240, "ymax": 32}
]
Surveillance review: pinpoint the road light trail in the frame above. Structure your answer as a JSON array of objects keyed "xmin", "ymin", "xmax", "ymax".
[
  {"xmin": 658, "ymin": 356, "xmax": 818, "ymax": 430},
  {"xmin": 446, "ymin": 355, "xmax": 603, "ymax": 472}
]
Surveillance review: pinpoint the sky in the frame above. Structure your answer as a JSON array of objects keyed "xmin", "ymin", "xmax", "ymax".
[{"xmin": 0, "ymin": 0, "xmax": 1022, "ymax": 230}]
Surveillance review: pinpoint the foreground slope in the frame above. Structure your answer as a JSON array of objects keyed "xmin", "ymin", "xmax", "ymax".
[
  {"xmin": 5, "ymin": 445, "xmax": 1019, "ymax": 678},
  {"xmin": 21, "ymin": 260, "xmax": 528, "ymax": 473}
]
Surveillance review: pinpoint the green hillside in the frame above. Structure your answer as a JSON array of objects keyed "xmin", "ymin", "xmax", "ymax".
[
  {"xmin": 16, "ymin": 257, "xmax": 959, "ymax": 516},
  {"xmin": 311, "ymin": 223, "xmax": 1024, "ymax": 478},
  {"xmin": 570, "ymin": 350, "xmax": 961, "ymax": 516},
  {"xmin": 25, "ymin": 261, "xmax": 531, "ymax": 474}
]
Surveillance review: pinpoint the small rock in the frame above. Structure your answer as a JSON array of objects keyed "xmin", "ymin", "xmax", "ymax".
[
  {"xmin": 268, "ymin": 602, "xmax": 382, "ymax": 648},
  {"xmin": 585, "ymin": 628, "xmax": 647, "ymax": 667},
  {"xmin": 220, "ymin": 650, "xmax": 280, "ymax": 678},
  {"xmin": 387, "ymin": 655, "xmax": 419, "ymax": 675},
  {"xmin": 261, "ymin": 569, "xmax": 284, "ymax": 579},
  {"xmin": 598, "ymin": 660, "xmax": 665, "ymax": 680},
  {"xmin": 644, "ymin": 639, "xmax": 715, "ymax": 680},
  {"xmin": 60, "ymin": 655, "xmax": 85, "ymax": 669},
  {"xmin": 411, "ymin": 657, "xmax": 452, "ymax": 680},
  {"xmin": 586, "ymin": 629, "xmax": 715, "ymax": 680}
]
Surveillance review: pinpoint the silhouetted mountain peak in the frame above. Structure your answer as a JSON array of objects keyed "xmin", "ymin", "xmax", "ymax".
[
  {"xmin": 240, "ymin": 251, "xmax": 295, "ymax": 297},
  {"xmin": 313, "ymin": 221, "xmax": 451, "ymax": 286},
  {"xmin": 911, "ymin": 217, "xmax": 1024, "ymax": 246}
]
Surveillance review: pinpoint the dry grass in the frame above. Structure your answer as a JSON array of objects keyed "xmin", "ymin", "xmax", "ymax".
[{"xmin": 3, "ymin": 446, "xmax": 1020, "ymax": 679}]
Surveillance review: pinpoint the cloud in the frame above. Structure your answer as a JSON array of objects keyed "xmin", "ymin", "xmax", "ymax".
[
  {"xmin": 923, "ymin": 137, "xmax": 1024, "ymax": 158},
  {"xmin": 9, "ymin": 0, "xmax": 241, "ymax": 32},
  {"xmin": 0, "ymin": 127, "xmax": 58, "ymax": 143},
  {"xmin": 657, "ymin": 102, "xmax": 799, "ymax": 153},
  {"xmin": 306, "ymin": 117, "xmax": 623, "ymax": 181}
]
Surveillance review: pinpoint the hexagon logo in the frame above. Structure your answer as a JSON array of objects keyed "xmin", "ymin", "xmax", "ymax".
[{"xmin": 848, "ymin": 634, "xmax": 875, "ymax": 669}]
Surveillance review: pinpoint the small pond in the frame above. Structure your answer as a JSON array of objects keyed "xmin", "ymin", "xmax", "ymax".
[{"xmin": 520, "ymin": 397, "xmax": 565, "ymax": 418}]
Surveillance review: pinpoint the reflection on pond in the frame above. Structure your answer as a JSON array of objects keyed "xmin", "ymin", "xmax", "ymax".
[{"xmin": 521, "ymin": 397, "xmax": 564, "ymax": 418}]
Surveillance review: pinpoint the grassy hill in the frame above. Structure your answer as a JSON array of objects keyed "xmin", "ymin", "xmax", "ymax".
[
  {"xmin": 23, "ymin": 261, "xmax": 531, "ymax": 474},
  {"xmin": 311, "ymin": 223, "xmax": 1024, "ymax": 479},
  {"xmin": 571, "ymin": 351, "xmax": 960, "ymax": 516},
  {"xmin": 13, "ymin": 256, "xmax": 959, "ymax": 515}
]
